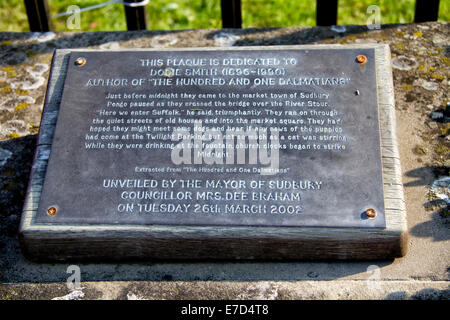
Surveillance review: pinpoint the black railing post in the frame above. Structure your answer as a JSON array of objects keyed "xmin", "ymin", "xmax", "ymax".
[
  {"xmin": 414, "ymin": 0, "xmax": 440, "ymax": 22},
  {"xmin": 24, "ymin": 0, "xmax": 52, "ymax": 32},
  {"xmin": 221, "ymin": 0, "xmax": 242, "ymax": 28},
  {"xmin": 316, "ymin": 0, "xmax": 338, "ymax": 26},
  {"xmin": 123, "ymin": 0, "xmax": 147, "ymax": 30}
]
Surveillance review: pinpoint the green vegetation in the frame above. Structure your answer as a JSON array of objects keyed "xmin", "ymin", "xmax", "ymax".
[{"xmin": 0, "ymin": 0, "xmax": 448, "ymax": 32}]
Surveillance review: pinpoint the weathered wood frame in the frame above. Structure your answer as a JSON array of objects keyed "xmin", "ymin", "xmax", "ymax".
[{"xmin": 19, "ymin": 45, "xmax": 407, "ymax": 261}]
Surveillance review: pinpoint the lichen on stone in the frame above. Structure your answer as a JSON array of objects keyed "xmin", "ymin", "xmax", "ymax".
[
  {"xmin": 5, "ymin": 133, "xmax": 19, "ymax": 139},
  {"xmin": 401, "ymin": 83, "xmax": 413, "ymax": 91},
  {"xmin": 431, "ymin": 74, "xmax": 445, "ymax": 81},
  {"xmin": 14, "ymin": 103, "xmax": 29, "ymax": 111}
]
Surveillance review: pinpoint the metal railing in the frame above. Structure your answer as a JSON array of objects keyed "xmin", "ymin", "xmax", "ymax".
[{"xmin": 23, "ymin": 0, "xmax": 441, "ymax": 32}]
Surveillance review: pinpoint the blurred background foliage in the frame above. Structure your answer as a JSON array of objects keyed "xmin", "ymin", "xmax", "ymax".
[{"xmin": 0, "ymin": 0, "xmax": 448, "ymax": 32}]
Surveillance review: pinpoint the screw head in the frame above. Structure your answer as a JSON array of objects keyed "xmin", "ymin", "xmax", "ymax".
[
  {"xmin": 356, "ymin": 55, "xmax": 367, "ymax": 64},
  {"xmin": 365, "ymin": 208, "xmax": 377, "ymax": 219},
  {"xmin": 75, "ymin": 57, "xmax": 86, "ymax": 67},
  {"xmin": 47, "ymin": 206, "xmax": 58, "ymax": 216},
  {"xmin": 163, "ymin": 67, "xmax": 175, "ymax": 77}
]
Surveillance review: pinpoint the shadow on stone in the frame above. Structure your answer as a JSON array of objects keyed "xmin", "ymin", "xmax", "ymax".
[
  {"xmin": 384, "ymin": 288, "xmax": 450, "ymax": 300},
  {"xmin": 384, "ymin": 290, "xmax": 407, "ymax": 300},
  {"xmin": 410, "ymin": 288, "xmax": 450, "ymax": 300},
  {"xmin": 428, "ymin": 104, "xmax": 450, "ymax": 123},
  {"xmin": 0, "ymin": 135, "xmax": 37, "ymax": 235},
  {"xmin": 404, "ymin": 166, "xmax": 448, "ymax": 187},
  {"xmin": 410, "ymin": 209, "xmax": 449, "ymax": 242}
]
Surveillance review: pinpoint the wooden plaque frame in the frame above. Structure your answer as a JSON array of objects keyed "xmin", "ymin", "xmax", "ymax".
[{"xmin": 19, "ymin": 45, "xmax": 407, "ymax": 261}]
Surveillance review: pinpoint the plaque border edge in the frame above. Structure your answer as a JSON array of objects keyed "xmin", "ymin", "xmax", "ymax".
[{"xmin": 19, "ymin": 44, "xmax": 408, "ymax": 261}]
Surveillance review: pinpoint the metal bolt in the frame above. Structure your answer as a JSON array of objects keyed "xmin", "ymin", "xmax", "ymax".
[
  {"xmin": 163, "ymin": 67, "xmax": 174, "ymax": 77},
  {"xmin": 47, "ymin": 206, "xmax": 58, "ymax": 216},
  {"xmin": 75, "ymin": 57, "xmax": 86, "ymax": 67},
  {"xmin": 356, "ymin": 55, "xmax": 367, "ymax": 64},
  {"xmin": 365, "ymin": 208, "xmax": 377, "ymax": 219}
]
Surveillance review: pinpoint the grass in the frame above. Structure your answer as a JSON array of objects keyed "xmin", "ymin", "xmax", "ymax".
[{"xmin": 0, "ymin": 0, "xmax": 448, "ymax": 32}]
